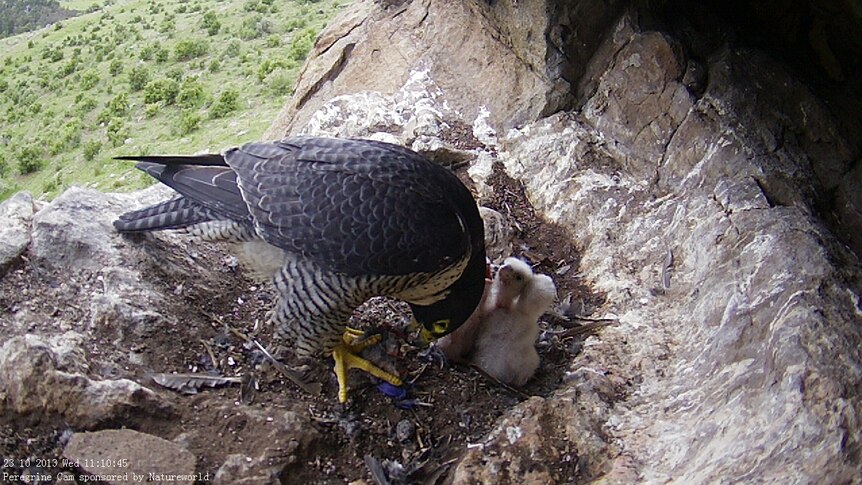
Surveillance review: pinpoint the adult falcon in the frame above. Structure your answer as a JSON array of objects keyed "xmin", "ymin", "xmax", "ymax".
[{"xmin": 113, "ymin": 136, "xmax": 487, "ymax": 402}]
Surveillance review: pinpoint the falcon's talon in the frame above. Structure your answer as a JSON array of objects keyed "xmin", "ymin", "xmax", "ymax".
[
  {"xmin": 342, "ymin": 328, "xmax": 378, "ymax": 347},
  {"xmin": 332, "ymin": 342, "xmax": 403, "ymax": 403}
]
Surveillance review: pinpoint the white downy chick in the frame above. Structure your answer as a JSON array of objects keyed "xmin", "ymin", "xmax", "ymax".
[
  {"xmin": 436, "ymin": 257, "xmax": 529, "ymax": 364},
  {"xmin": 472, "ymin": 260, "xmax": 556, "ymax": 387},
  {"xmin": 482, "ymin": 257, "xmax": 533, "ymax": 313}
]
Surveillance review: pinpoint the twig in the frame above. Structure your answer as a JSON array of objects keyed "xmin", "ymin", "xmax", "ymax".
[
  {"xmin": 252, "ymin": 339, "xmax": 322, "ymax": 396},
  {"xmin": 199, "ymin": 339, "xmax": 219, "ymax": 371},
  {"xmin": 468, "ymin": 364, "xmax": 530, "ymax": 399},
  {"xmin": 409, "ymin": 363, "xmax": 430, "ymax": 384},
  {"xmin": 569, "ymin": 314, "xmax": 618, "ymax": 323},
  {"xmin": 228, "ymin": 325, "xmax": 252, "ymax": 343},
  {"xmin": 559, "ymin": 321, "xmax": 613, "ymax": 339}
]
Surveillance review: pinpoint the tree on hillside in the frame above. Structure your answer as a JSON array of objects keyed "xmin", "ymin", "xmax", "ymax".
[{"xmin": 0, "ymin": 0, "xmax": 79, "ymax": 39}]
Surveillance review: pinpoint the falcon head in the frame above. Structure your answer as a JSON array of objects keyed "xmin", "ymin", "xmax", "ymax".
[{"xmin": 410, "ymin": 255, "xmax": 488, "ymax": 343}]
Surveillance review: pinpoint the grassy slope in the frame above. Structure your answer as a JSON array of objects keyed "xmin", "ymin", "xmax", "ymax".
[{"xmin": 0, "ymin": 0, "xmax": 346, "ymax": 200}]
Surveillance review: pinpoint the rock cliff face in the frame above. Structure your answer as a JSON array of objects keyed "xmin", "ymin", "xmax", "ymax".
[
  {"xmin": 268, "ymin": 0, "xmax": 862, "ymax": 482},
  {"xmin": 2, "ymin": 0, "xmax": 861, "ymax": 483}
]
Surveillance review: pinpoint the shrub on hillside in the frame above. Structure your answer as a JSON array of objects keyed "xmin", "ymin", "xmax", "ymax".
[
  {"xmin": 201, "ymin": 10, "xmax": 221, "ymax": 36},
  {"xmin": 167, "ymin": 67, "xmax": 184, "ymax": 82},
  {"xmin": 16, "ymin": 144, "xmax": 44, "ymax": 175},
  {"xmin": 80, "ymin": 70, "xmax": 100, "ymax": 90},
  {"xmin": 177, "ymin": 77, "xmax": 206, "ymax": 109},
  {"xmin": 155, "ymin": 44, "xmax": 169, "ymax": 63},
  {"xmin": 178, "ymin": 111, "xmax": 201, "ymax": 135},
  {"xmin": 268, "ymin": 69, "xmax": 295, "ymax": 96},
  {"xmin": 144, "ymin": 78, "xmax": 179, "ymax": 105},
  {"xmin": 98, "ymin": 93, "xmax": 129, "ymax": 123},
  {"xmin": 109, "ymin": 59, "xmax": 124, "ymax": 76},
  {"xmin": 223, "ymin": 40, "xmax": 241, "ymax": 58},
  {"xmin": 50, "ymin": 119, "xmax": 83, "ymax": 155},
  {"xmin": 160, "ymin": 17, "xmax": 175, "ymax": 34},
  {"xmin": 285, "ymin": 17, "xmax": 307, "ymax": 32},
  {"xmin": 175, "ymin": 39, "xmax": 209, "ymax": 61},
  {"xmin": 106, "ymin": 118, "xmax": 128, "ymax": 147},
  {"xmin": 238, "ymin": 16, "xmax": 272, "ymax": 40},
  {"xmin": 288, "ymin": 28, "xmax": 317, "ymax": 62},
  {"xmin": 210, "ymin": 89, "xmax": 239, "ymax": 118},
  {"xmin": 82, "ymin": 139, "xmax": 102, "ymax": 161},
  {"xmin": 140, "ymin": 44, "xmax": 155, "ymax": 61},
  {"xmin": 58, "ymin": 57, "xmax": 80, "ymax": 77},
  {"xmin": 144, "ymin": 102, "xmax": 162, "ymax": 118},
  {"xmin": 257, "ymin": 58, "xmax": 293, "ymax": 82},
  {"xmin": 75, "ymin": 95, "xmax": 98, "ymax": 114},
  {"xmin": 129, "ymin": 65, "xmax": 150, "ymax": 91}
]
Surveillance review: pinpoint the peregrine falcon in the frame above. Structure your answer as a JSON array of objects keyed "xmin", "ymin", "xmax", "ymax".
[{"xmin": 114, "ymin": 136, "xmax": 487, "ymax": 402}]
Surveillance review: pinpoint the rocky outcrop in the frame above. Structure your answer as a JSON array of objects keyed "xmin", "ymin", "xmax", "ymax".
[
  {"xmin": 0, "ymin": 191, "xmax": 35, "ymax": 275},
  {"xmin": 0, "ymin": 332, "xmax": 173, "ymax": 429},
  {"xmin": 264, "ymin": 1, "xmax": 862, "ymax": 483},
  {"xmin": 64, "ymin": 429, "xmax": 197, "ymax": 483},
  {"xmin": 265, "ymin": 0, "xmax": 625, "ymax": 138}
]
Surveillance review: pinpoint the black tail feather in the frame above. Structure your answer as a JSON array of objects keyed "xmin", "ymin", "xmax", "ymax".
[
  {"xmin": 114, "ymin": 197, "xmax": 214, "ymax": 232},
  {"xmin": 114, "ymin": 153, "xmax": 227, "ymax": 166}
]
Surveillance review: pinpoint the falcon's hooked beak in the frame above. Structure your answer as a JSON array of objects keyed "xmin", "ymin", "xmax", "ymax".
[
  {"xmin": 408, "ymin": 318, "xmax": 435, "ymax": 344},
  {"xmin": 408, "ymin": 318, "xmax": 442, "ymax": 344},
  {"xmin": 420, "ymin": 327, "xmax": 436, "ymax": 345}
]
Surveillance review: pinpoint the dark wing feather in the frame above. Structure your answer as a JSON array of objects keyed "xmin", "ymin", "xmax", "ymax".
[
  {"xmin": 227, "ymin": 137, "xmax": 473, "ymax": 277},
  {"xmin": 130, "ymin": 158, "xmax": 251, "ymax": 222}
]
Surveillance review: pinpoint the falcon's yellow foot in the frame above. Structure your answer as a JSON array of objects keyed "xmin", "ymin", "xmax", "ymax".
[
  {"xmin": 343, "ymin": 326, "xmax": 366, "ymax": 342},
  {"xmin": 332, "ymin": 330, "xmax": 402, "ymax": 403}
]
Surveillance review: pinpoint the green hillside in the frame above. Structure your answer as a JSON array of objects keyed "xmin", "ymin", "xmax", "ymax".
[{"xmin": 0, "ymin": 0, "xmax": 346, "ymax": 201}]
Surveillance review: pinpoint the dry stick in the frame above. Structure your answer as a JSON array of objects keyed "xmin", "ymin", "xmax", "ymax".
[
  {"xmin": 468, "ymin": 364, "xmax": 531, "ymax": 399},
  {"xmin": 569, "ymin": 314, "xmax": 618, "ymax": 323},
  {"xmin": 560, "ymin": 321, "xmax": 613, "ymax": 339},
  {"xmin": 199, "ymin": 339, "xmax": 219, "ymax": 371},
  {"xmin": 252, "ymin": 339, "xmax": 322, "ymax": 396},
  {"xmin": 228, "ymin": 325, "xmax": 252, "ymax": 343}
]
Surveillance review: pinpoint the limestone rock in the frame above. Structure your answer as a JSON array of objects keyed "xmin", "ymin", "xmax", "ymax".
[
  {"xmin": 277, "ymin": 4, "xmax": 862, "ymax": 482},
  {"xmin": 582, "ymin": 31, "xmax": 692, "ymax": 172},
  {"xmin": 28, "ymin": 186, "xmax": 172, "ymax": 272},
  {"xmin": 479, "ymin": 207, "xmax": 513, "ymax": 264},
  {"xmin": 207, "ymin": 405, "xmax": 319, "ymax": 485},
  {"xmin": 485, "ymin": 23, "xmax": 862, "ymax": 483},
  {"xmin": 451, "ymin": 397, "xmax": 579, "ymax": 484},
  {"xmin": 266, "ymin": 0, "xmax": 624, "ymax": 138},
  {"xmin": 64, "ymin": 429, "xmax": 196, "ymax": 484},
  {"xmin": 0, "ymin": 191, "xmax": 34, "ymax": 274},
  {"xmin": 30, "ymin": 187, "xmax": 134, "ymax": 272},
  {"xmin": 0, "ymin": 333, "xmax": 173, "ymax": 429}
]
